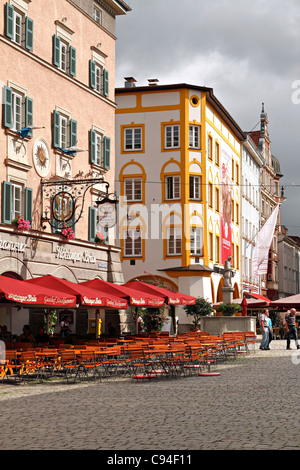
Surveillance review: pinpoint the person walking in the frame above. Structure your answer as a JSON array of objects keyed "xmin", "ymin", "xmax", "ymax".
[
  {"xmin": 267, "ymin": 311, "xmax": 273, "ymax": 348},
  {"xmin": 285, "ymin": 308, "xmax": 300, "ymax": 350},
  {"xmin": 260, "ymin": 309, "xmax": 270, "ymax": 350}
]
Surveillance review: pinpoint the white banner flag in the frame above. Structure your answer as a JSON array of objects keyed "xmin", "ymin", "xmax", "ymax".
[{"xmin": 253, "ymin": 204, "xmax": 279, "ymax": 276}]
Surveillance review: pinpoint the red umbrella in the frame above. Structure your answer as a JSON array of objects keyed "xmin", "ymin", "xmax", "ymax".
[
  {"xmin": 0, "ymin": 275, "xmax": 76, "ymax": 307},
  {"xmin": 124, "ymin": 280, "xmax": 196, "ymax": 305},
  {"xmin": 25, "ymin": 275, "xmax": 128, "ymax": 309},
  {"xmin": 241, "ymin": 296, "xmax": 248, "ymax": 316},
  {"xmin": 81, "ymin": 278, "xmax": 165, "ymax": 307}
]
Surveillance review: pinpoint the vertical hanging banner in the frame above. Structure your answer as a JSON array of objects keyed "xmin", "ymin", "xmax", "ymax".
[
  {"xmin": 253, "ymin": 204, "xmax": 279, "ymax": 276},
  {"xmin": 221, "ymin": 149, "xmax": 232, "ymax": 264}
]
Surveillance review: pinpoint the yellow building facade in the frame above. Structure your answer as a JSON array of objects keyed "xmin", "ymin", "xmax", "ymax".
[{"xmin": 115, "ymin": 81, "xmax": 245, "ymax": 331}]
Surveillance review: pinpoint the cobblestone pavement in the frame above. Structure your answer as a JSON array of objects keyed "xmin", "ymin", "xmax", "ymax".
[{"xmin": 0, "ymin": 339, "xmax": 299, "ymax": 451}]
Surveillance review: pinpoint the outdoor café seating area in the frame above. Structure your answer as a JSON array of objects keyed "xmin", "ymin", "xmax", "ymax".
[{"xmin": 0, "ymin": 330, "xmax": 256, "ymax": 384}]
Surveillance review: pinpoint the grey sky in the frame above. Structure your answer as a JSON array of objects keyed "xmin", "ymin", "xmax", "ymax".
[{"xmin": 115, "ymin": 0, "xmax": 300, "ymax": 234}]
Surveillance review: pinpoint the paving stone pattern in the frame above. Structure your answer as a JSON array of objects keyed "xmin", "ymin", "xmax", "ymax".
[{"xmin": 0, "ymin": 340, "xmax": 299, "ymax": 451}]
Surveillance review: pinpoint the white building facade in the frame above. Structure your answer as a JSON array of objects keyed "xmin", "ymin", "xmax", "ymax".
[{"xmin": 241, "ymin": 135, "xmax": 264, "ymax": 294}]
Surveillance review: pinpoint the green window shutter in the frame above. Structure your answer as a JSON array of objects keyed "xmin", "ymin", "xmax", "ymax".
[
  {"xmin": 2, "ymin": 181, "xmax": 12, "ymax": 224},
  {"xmin": 70, "ymin": 119, "xmax": 77, "ymax": 147},
  {"xmin": 53, "ymin": 110, "xmax": 60, "ymax": 148},
  {"xmin": 53, "ymin": 35, "xmax": 60, "ymax": 67},
  {"xmin": 104, "ymin": 226, "xmax": 109, "ymax": 245},
  {"xmin": 3, "ymin": 86, "xmax": 13, "ymax": 129},
  {"xmin": 24, "ymin": 187, "xmax": 33, "ymax": 225},
  {"xmin": 103, "ymin": 136, "xmax": 110, "ymax": 169},
  {"xmin": 25, "ymin": 96, "xmax": 33, "ymax": 136},
  {"xmin": 89, "ymin": 60, "xmax": 96, "ymax": 89},
  {"xmin": 88, "ymin": 206, "xmax": 97, "ymax": 241},
  {"xmin": 103, "ymin": 69, "xmax": 109, "ymax": 97},
  {"xmin": 69, "ymin": 46, "xmax": 76, "ymax": 77},
  {"xmin": 5, "ymin": 3, "xmax": 14, "ymax": 39},
  {"xmin": 90, "ymin": 129, "xmax": 96, "ymax": 164},
  {"xmin": 25, "ymin": 17, "xmax": 34, "ymax": 51}
]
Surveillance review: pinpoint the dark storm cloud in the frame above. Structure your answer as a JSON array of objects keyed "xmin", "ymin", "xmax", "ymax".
[{"xmin": 115, "ymin": 0, "xmax": 300, "ymax": 233}]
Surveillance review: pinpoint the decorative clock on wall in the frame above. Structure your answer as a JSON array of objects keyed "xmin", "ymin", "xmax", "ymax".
[{"xmin": 33, "ymin": 138, "xmax": 50, "ymax": 177}]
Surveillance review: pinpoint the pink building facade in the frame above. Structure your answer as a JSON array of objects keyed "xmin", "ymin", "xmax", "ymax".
[{"xmin": 0, "ymin": 0, "xmax": 130, "ymax": 336}]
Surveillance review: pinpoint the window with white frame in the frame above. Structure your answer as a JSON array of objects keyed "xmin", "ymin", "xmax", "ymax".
[
  {"xmin": 53, "ymin": 34, "xmax": 76, "ymax": 77},
  {"xmin": 124, "ymin": 228, "xmax": 142, "ymax": 257},
  {"xmin": 165, "ymin": 124, "xmax": 180, "ymax": 148},
  {"xmin": 53, "ymin": 109, "xmax": 77, "ymax": 150},
  {"xmin": 5, "ymin": 3, "xmax": 33, "ymax": 51},
  {"xmin": 189, "ymin": 125, "xmax": 200, "ymax": 148},
  {"xmin": 167, "ymin": 227, "xmax": 182, "ymax": 255},
  {"xmin": 12, "ymin": 182, "xmax": 23, "ymax": 219},
  {"xmin": 124, "ymin": 178, "xmax": 142, "ymax": 202},
  {"xmin": 189, "ymin": 175, "xmax": 201, "ymax": 200},
  {"xmin": 12, "ymin": 90, "xmax": 23, "ymax": 131},
  {"xmin": 93, "ymin": 6, "xmax": 102, "ymax": 24},
  {"xmin": 190, "ymin": 227, "xmax": 203, "ymax": 256},
  {"xmin": 3, "ymin": 84, "xmax": 33, "ymax": 134},
  {"xmin": 166, "ymin": 176, "xmax": 180, "ymax": 200},
  {"xmin": 124, "ymin": 127, "xmax": 142, "ymax": 151}
]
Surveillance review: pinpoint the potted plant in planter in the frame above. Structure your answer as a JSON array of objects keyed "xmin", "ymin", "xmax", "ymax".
[
  {"xmin": 61, "ymin": 226, "xmax": 75, "ymax": 240},
  {"xmin": 216, "ymin": 302, "xmax": 241, "ymax": 316},
  {"xmin": 183, "ymin": 297, "xmax": 214, "ymax": 330},
  {"xmin": 12, "ymin": 216, "xmax": 31, "ymax": 231},
  {"xmin": 95, "ymin": 233, "xmax": 105, "ymax": 244}
]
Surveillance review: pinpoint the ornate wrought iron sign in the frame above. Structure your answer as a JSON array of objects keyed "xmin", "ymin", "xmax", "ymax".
[{"xmin": 41, "ymin": 177, "xmax": 118, "ymax": 231}]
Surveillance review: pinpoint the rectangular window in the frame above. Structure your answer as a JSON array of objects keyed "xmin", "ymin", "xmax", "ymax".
[
  {"xmin": 208, "ymin": 182, "xmax": 213, "ymax": 208},
  {"xmin": 166, "ymin": 176, "xmax": 180, "ymax": 200},
  {"xmin": 215, "ymin": 142, "xmax": 220, "ymax": 166},
  {"xmin": 124, "ymin": 178, "xmax": 142, "ymax": 202},
  {"xmin": 209, "ymin": 232, "xmax": 213, "ymax": 260},
  {"xmin": 93, "ymin": 6, "xmax": 102, "ymax": 24},
  {"xmin": 5, "ymin": 4, "xmax": 33, "ymax": 51},
  {"xmin": 124, "ymin": 128, "xmax": 142, "ymax": 151},
  {"xmin": 95, "ymin": 132, "xmax": 102, "ymax": 166},
  {"xmin": 189, "ymin": 125, "xmax": 200, "ymax": 148},
  {"xmin": 13, "ymin": 10, "xmax": 22, "ymax": 45},
  {"xmin": 167, "ymin": 227, "xmax": 182, "ymax": 256},
  {"xmin": 124, "ymin": 229, "xmax": 142, "ymax": 257},
  {"xmin": 60, "ymin": 40, "xmax": 68, "ymax": 72},
  {"xmin": 53, "ymin": 35, "xmax": 76, "ymax": 77},
  {"xmin": 189, "ymin": 175, "xmax": 201, "ymax": 200},
  {"xmin": 59, "ymin": 114, "xmax": 68, "ymax": 148},
  {"xmin": 215, "ymin": 235, "xmax": 220, "ymax": 263},
  {"xmin": 215, "ymin": 187, "xmax": 220, "ymax": 212},
  {"xmin": 12, "ymin": 183, "xmax": 23, "ymax": 219},
  {"xmin": 165, "ymin": 125, "xmax": 180, "ymax": 148},
  {"xmin": 208, "ymin": 135, "xmax": 213, "ymax": 160},
  {"xmin": 190, "ymin": 227, "xmax": 203, "ymax": 256},
  {"xmin": 12, "ymin": 90, "xmax": 23, "ymax": 131}
]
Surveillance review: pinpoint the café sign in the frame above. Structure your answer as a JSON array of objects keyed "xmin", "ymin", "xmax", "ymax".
[{"xmin": 55, "ymin": 246, "xmax": 96, "ymax": 264}]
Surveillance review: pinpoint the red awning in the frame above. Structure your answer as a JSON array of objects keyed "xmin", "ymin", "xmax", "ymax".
[
  {"xmin": 0, "ymin": 275, "xmax": 76, "ymax": 307},
  {"xmin": 244, "ymin": 292, "xmax": 270, "ymax": 303},
  {"xmin": 25, "ymin": 276, "xmax": 128, "ymax": 309},
  {"xmin": 81, "ymin": 279, "xmax": 165, "ymax": 307},
  {"xmin": 269, "ymin": 294, "xmax": 300, "ymax": 309},
  {"xmin": 124, "ymin": 281, "xmax": 196, "ymax": 305}
]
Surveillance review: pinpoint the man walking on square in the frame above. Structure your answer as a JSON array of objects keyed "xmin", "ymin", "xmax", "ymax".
[
  {"xmin": 260, "ymin": 309, "xmax": 270, "ymax": 350},
  {"xmin": 285, "ymin": 309, "xmax": 300, "ymax": 350}
]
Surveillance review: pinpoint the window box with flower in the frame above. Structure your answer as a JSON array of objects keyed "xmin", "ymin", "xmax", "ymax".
[
  {"xmin": 61, "ymin": 226, "xmax": 75, "ymax": 240},
  {"xmin": 95, "ymin": 233, "xmax": 105, "ymax": 244},
  {"xmin": 12, "ymin": 216, "xmax": 31, "ymax": 231}
]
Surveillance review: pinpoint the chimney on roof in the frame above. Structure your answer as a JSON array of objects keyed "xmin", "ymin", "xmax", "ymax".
[
  {"xmin": 124, "ymin": 77, "xmax": 136, "ymax": 88},
  {"xmin": 148, "ymin": 79, "xmax": 159, "ymax": 86}
]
